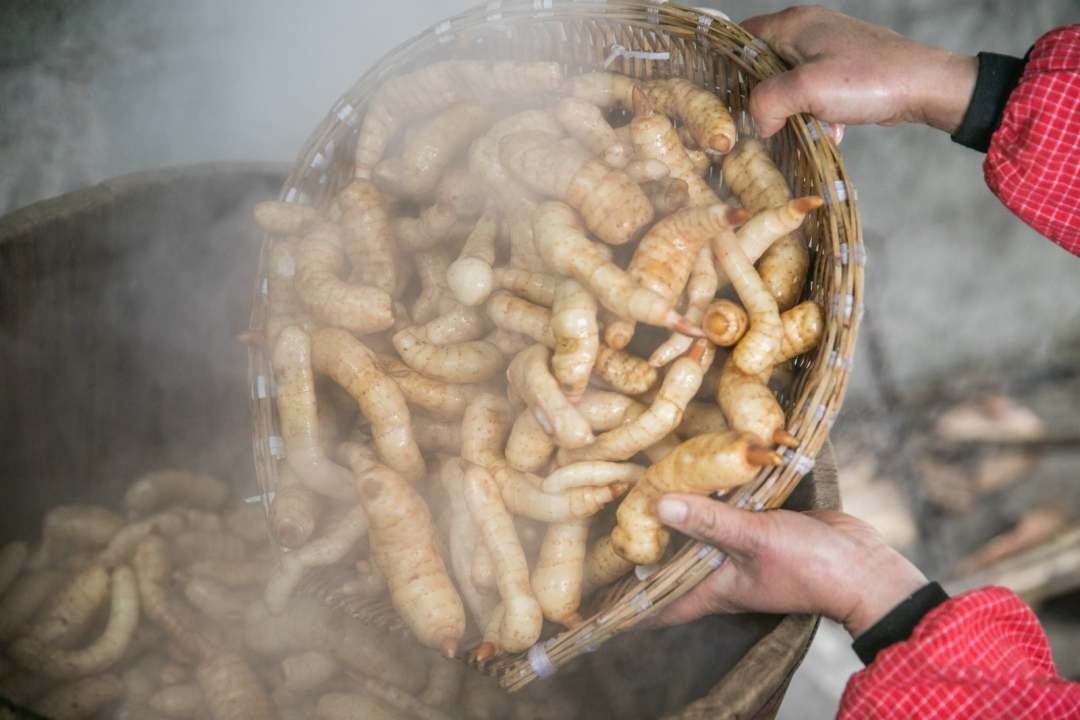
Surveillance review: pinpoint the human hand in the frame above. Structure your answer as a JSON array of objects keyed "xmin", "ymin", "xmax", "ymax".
[
  {"xmin": 741, "ymin": 5, "xmax": 977, "ymax": 138},
  {"xmin": 649, "ymin": 495, "xmax": 927, "ymax": 638}
]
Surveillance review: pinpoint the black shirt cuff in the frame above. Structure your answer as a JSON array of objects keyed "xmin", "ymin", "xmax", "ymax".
[
  {"xmin": 852, "ymin": 581, "xmax": 950, "ymax": 665},
  {"xmin": 950, "ymin": 51, "xmax": 1027, "ymax": 153}
]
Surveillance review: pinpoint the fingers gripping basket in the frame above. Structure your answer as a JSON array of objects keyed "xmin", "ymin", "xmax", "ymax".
[{"xmin": 247, "ymin": 0, "xmax": 862, "ymax": 690}]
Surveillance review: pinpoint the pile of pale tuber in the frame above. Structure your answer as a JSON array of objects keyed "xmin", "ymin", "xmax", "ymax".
[
  {"xmin": 0, "ymin": 470, "xmax": 576, "ymax": 719},
  {"xmin": 252, "ymin": 62, "xmax": 826, "ymax": 664}
]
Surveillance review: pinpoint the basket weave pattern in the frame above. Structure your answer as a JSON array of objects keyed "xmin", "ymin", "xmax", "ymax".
[{"xmin": 247, "ymin": 0, "xmax": 863, "ymax": 690}]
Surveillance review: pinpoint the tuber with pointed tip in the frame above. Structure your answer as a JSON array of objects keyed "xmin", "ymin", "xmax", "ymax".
[{"xmin": 612, "ymin": 430, "xmax": 778, "ymax": 564}]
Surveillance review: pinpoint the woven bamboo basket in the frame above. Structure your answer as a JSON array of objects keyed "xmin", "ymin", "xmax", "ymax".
[{"xmin": 247, "ymin": 0, "xmax": 863, "ymax": 694}]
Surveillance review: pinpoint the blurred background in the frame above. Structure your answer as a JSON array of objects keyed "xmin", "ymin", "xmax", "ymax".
[{"xmin": 1, "ymin": 0, "xmax": 1078, "ymax": 717}]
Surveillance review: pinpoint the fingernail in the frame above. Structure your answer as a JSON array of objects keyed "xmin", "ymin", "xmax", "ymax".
[{"xmin": 657, "ymin": 498, "xmax": 688, "ymax": 525}]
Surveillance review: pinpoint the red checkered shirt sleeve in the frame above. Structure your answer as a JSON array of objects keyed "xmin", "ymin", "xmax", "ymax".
[
  {"xmin": 984, "ymin": 25, "xmax": 1080, "ymax": 255},
  {"xmin": 838, "ymin": 587, "xmax": 1080, "ymax": 719}
]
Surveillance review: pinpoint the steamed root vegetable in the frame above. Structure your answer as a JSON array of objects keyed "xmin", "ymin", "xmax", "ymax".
[
  {"xmin": 374, "ymin": 102, "xmax": 492, "ymax": 197},
  {"xmin": 702, "ymin": 299, "xmax": 749, "ymax": 347},
  {"xmin": 542, "ymin": 461, "xmax": 644, "ymax": 493},
  {"xmin": 712, "ymin": 229, "xmax": 782, "ymax": 376},
  {"xmin": 30, "ymin": 505, "xmax": 123, "ymax": 567},
  {"xmin": 606, "ymin": 202, "xmax": 748, "ymax": 349},
  {"xmin": 641, "ymin": 177, "xmax": 690, "ymax": 215},
  {"xmin": 273, "ymin": 326, "xmax": 356, "ymax": 500},
  {"xmin": 133, "ymin": 535, "xmax": 216, "ymax": 660},
  {"xmin": 686, "ymin": 148, "xmax": 711, "ymax": 177},
  {"xmin": 254, "ymin": 201, "xmax": 321, "ymax": 236},
  {"xmin": 312, "ymin": 328, "xmax": 425, "ymax": 482},
  {"xmin": 487, "ymin": 327, "xmax": 534, "ymax": 356},
  {"xmin": 23, "ymin": 564, "xmax": 109, "ymax": 647},
  {"xmin": 462, "ymin": 463, "xmax": 542, "ymax": 653},
  {"xmin": 275, "ymin": 651, "xmax": 339, "ymax": 695},
  {"xmin": 531, "ymin": 202, "xmax": 697, "ymax": 335},
  {"xmin": 494, "ymin": 463, "xmax": 626, "ymax": 523},
  {"xmin": 575, "ymin": 390, "xmax": 645, "ymax": 431},
  {"xmin": 343, "ymin": 444, "xmax": 465, "ymax": 657},
  {"xmin": 0, "ymin": 570, "xmax": 67, "ymax": 641},
  {"xmin": 721, "ymin": 197, "xmax": 824, "ymax": 294},
  {"xmin": 559, "ymin": 345, "xmax": 707, "ymax": 464},
  {"xmin": 776, "ymin": 300, "xmax": 824, "ymax": 363},
  {"xmin": 183, "ymin": 577, "xmax": 248, "ymax": 624},
  {"xmin": 32, "ymin": 673, "xmax": 125, "ymax": 720},
  {"xmin": 550, "ymin": 279, "xmax": 599, "ymax": 402},
  {"xmin": 554, "ymin": 97, "xmax": 631, "ymax": 168},
  {"xmin": 460, "ymin": 394, "xmax": 513, "ymax": 469},
  {"xmin": 335, "ymin": 179, "xmax": 399, "ymax": 295},
  {"xmin": 439, "ymin": 458, "xmax": 498, "ymax": 629},
  {"xmin": 412, "ymin": 414, "xmax": 463, "ymax": 453},
  {"xmin": 355, "ymin": 60, "xmax": 562, "ymax": 176},
  {"xmin": 187, "ymin": 559, "xmax": 269, "ymax": 589},
  {"xmin": 492, "ymin": 267, "xmax": 559, "ymax": 307},
  {"xmin": 197, "ymin": 652, "xmax": 277, "ymax": 720},
  {"xmin": 447, "ymin": 206, "xmax": 499, "ymax": 306},
  {"xmin": 531, "ymin": 519, "xmax": 589, "ymax": 626},
  {"xmin": 650, "ymin": 246, "xmax": 719, "ymax": 367},
  {"xmin": 486, "ymin": 290, "xmax": 555, "ymax": 347},
  {"xmin": 643, "ymin": 78, "xmax": 736, "ymax": 156},
  {"xmin": 500, "ymin": 131, "xmax": 653, "ymax": 245},
  {"xmin": 149, "ymin": 683, "xmax": 205, "ymax": 718},
  {"xmin": 676, "ymin": 401, "xmax": 730, "ymax": 437},
  {"xmin": 624, "ymin": 158, "xmax": 670, "ymax": 183},
  {"xmin": 0, "ymin": 541, "xmax": 28, "ymax": 596},
  {"xmin": 716, "ymin": 357, "xmax": 788, "ymax": 445},
  {"xmin": 10, "ymin": 566, "xmax": 140, "ymax": 679},
  {"xmin": 392, "ymin": 325, "xmax": 504, "ymax": 384},
  {"xmin": 263, "ymin": 503, "xmax": 369, "ymax": 614},
  {"xmin": 506, "ymin": 344, "xmax": 593, "ymax": 449},
  {"xmin": 612, "ymin": 431, "xmax": 778, "ymax": 564},
  {"xmin": 629, "ymin": 86, "xmax": 719, "ymax": 208},
  {"xmin": 411, "ymin": 250, "xmax": 452, "ymax": 325},
  {"xmin": 723, "ymin": 140, "xmax": 808, "ymax": 309},
  {"xmin": 471, "ymin": 546, "xmax": 496, "ymax": 590},
  {"xmin": 316, "ymin": 692, "xmax": 411, "ymax": 720},
  {"xmin": 505, "ymin": 411, "xmax": 555, "ymax": 473},
  {"xmin": 293, "ymin": 227, "xmax": 395, "ymax": 334},
  {"xmin": 243, "ymin": 596, "xmax": 336, "ymax": 657},
  {"xmin": 270, "ymin": 465, "xmax": 322, "ymax": 549},
  {"xmin": 414, "ymin": 303, "xmax": 489, "ymax": 346},
  {"xmin": 592, "ymin": 345, "xmax": 659, "ymax": 396},
  {"xmin": 173, "ymin": 531, "xmax": 247, "ymax": 565},
  {"xmin": 95, "ymin": 510, "xmax": 186, "ymax": 567},
  {"xmin": 374, "ymin": 353, "xmax": 470, "ymax": 420},
  {"xmin": 583, "ymin": 536, "xmax": 634, "ymax": 591}
]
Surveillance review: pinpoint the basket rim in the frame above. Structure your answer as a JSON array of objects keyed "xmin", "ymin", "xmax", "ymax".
[{"xmin": 246, "ymin": 0, "xmax": 863, "ymax": 695}]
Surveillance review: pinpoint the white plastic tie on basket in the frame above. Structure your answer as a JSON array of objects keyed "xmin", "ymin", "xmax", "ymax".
[
  {"xmin": 527, "ymin": 641, "xmax": 556, "ymax": 678},
  {"xmin": 335, "ymin": 103, "xmax": 355, "ymax": 122},
  {"xmin": 603, "ymin": 44, "xmax": 671, "ymax": 68},
  {"xmin": 833, "ymin": 291, "xmax": 854, "ymax": 321},
  {"xmin": 629, "ymin": 590, "xmax": 653, "ymax": 615},
  {"xmin": 839, "ymin": 242, "xmax": 849, "ymax": 266},
  {"xmin": 244, "ymin": 491, "xmax": 274, "ymax": 504},
  {"xmin": 574, "ymin": 631, "xmax": 598, "ymax": 654},
  {"xmin": 856, "ymin": 301, "xmax": 865, "ymax": 322},
  {"xmin": 260, "ymin": 277, "xmax": 268, "ymax": 296},
  {"xmin": 826, "ymin": 409, "xmax": 839, "ymax": 428},
  {"xmin": 855, "ymin": 243, "xmax": 868, "ymax": 266},
  {"xmin": 255, "ymin": 375, "xmax": 269, "ymax": 400},
  {"xmin": 283, "ymin": 187, "xmax": 311, "ymax": 206},
  {"xmin": 268, "ymin": 435, "xmax": 286, "ymax": 459},
  {"xmin": 646, "ymin": 0, "xmax": 663, "ymax": 24},
  {"xmin": 741, "ymin": 37, "xmax": 768, "ymax": 62},
  {"xmin": 822, "ymin": 179, "xmax": 849, "ymax": 205},
  {"xmin": 785, "ymin": 450, "xmax": 815, "ymax": 477},
  {"xmin": 734, "ymin": 495, "xmax": 751, "ymax": 509},
  {"xmin": 635, "ymin": 563, "xmax": 661, "ymax": 581}
]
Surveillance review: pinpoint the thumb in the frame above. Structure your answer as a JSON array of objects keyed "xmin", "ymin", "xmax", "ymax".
[
  {"xmin": 747, "ymin": 66, "xmax": 814, "ymax": 138},
  {"xmin": 656, "ymin": 494, "xmax": 761, "ymax": 557}
]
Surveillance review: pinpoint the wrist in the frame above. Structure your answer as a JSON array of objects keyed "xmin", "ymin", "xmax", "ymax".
[
  {"xmin": 840, "ymin": 548, "xmax": 928, "ymax": 639},
  {"xmin": 915, "ymin": 47, "xmax": 978, "ymax": 134}
]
